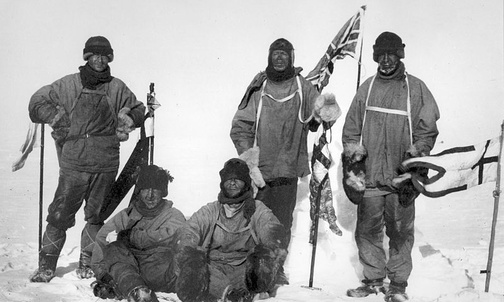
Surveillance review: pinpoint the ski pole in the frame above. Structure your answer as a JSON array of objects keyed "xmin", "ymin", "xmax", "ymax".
[
  {"xmin": 38, "ymin": 123, "xmax": 45, "ymax": 252},
  {"xmin": 481, "ymin": 120, "xmax": 503, "ymax": 292}
]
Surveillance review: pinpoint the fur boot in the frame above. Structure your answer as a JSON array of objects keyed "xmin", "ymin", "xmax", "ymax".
[
  {"xmin": 175, "ymin": 246, "xmax": 210, "ymax": 302},
  {"xmin": 245, "ymin": 244, "xmax": 288, "ymax": 295},
  {"xmin": 341, "ymin": 143, "xmax": 367, "ymax": 205}
]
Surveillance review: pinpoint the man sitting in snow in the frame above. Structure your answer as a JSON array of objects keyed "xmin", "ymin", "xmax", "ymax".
[
  {"xmin": 90, "ymin": 164, "xmax": 186, "ymax": 302},
  {"xmin": 175, "ymin": 158, "xmax": 287, "ymax": 302}
]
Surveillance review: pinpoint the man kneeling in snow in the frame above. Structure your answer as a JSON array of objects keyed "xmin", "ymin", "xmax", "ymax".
[
  {"xmin": 90, "ymin": 165, "xmax": 186, "ymax": 302},
  {"xmin": 175, "ymin": 158, "xmax": 287, "ymax": 302}
]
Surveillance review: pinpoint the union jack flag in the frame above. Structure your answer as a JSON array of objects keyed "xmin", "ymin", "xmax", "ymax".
[{"xmin": 306, "ymin": 5, "xmax": 365, "ymax": 92}]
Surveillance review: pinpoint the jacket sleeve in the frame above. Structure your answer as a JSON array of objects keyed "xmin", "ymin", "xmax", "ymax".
[
  {"xmin": 28, "ymin": 79, "xmax": 65, "ymax": 124},
  {"xmin": 230, "ymin": 93, "xmax": 258, "ymax": 155},
  {"xmin": 109, "ymin": 79, "xmax": 146, "ymax": 127},
  {"xmin": 131, "ymin": 208, "xmax": 187, "ymax": 250},
  {"xmin": 410, "ymin": 79, "xmax": 440, "ymax": 155},
  {"xmin": 91, "ymin": 211, "xmax": 129, "ymax": 279},
  {"xmin": 177, "ymin": 204, "xmax": 216, "ymax": 249},
  {"xmin": 342, "ymin": 80, "xmax": 369, "ymax": 146},
  {"xmin": 253, "ymin": 202, "xmax": 285, "ymax": 249}
]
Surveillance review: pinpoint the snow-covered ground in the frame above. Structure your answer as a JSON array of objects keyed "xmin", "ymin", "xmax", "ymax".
[{"xmin": 1, "ymin": 127, "xmax": 503, "ymax": 302}]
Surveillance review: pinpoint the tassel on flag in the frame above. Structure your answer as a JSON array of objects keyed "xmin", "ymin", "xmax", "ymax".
[{"xmin": 306, "ymin": 5, "xmax": 366, "ymax": 92}]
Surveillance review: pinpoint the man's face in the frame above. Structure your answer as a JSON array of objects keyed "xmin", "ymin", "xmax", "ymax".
[
  {"xmin": 223, "ymin": 178, "xmax": 245, "ymax": 198},
  {"xmin": 139, "ymin": 188, "xmax": 163, "ymax": 209},
  {"xmin": 87, "ymin": 54, "xmax": 110, "ymax": 72},
  {"xmin": 271, "ymin": 50, "xmax": 290, "ymax": 72},
  {"xmin": 377, "ymin": 52, "xmax": 400, "ymax": 76}
]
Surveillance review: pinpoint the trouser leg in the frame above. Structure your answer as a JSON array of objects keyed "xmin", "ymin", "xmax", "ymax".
[
  {"xmin": 257, "ymin": 178, "xmax": 297, "ymax": 249},
  {"xmin": 208, "ymin": 262, "xmax": 246, "ymax": 300},
  {"xmin": 139, "ymin": 248, "xmax": 177, "ymax": 293},
  {"xmin": 384, "ymin": 193, "xmax": 415, "ymax": 285},
  {"xmin": 39, "ymin": 223, "xmax": 67, "ymax": 271},
  {"xmin": 80, "ymin": 171, "xmax": 116, "ymax": 264},
  {"xmin": 80, "ymin": 222, "xmax": 104, "ymax": 267},
  {"xmin": 355, "ymin": 195, "xmax": 387, "ymax": 281},
  {"xmin": 104, "ymin": 241, "xmax": 145, "ymax": 297}
]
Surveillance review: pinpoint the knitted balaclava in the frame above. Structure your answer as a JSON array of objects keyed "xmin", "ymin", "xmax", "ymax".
[
  {"xmin": 219, "ymin": 158, "xmax": 252, "ymax": 194},
  {"xmin": 266, "ymin": 38, "xmax": 295, "ymax": 82},
  {"xmin": 373, "ymin": 32, "xmax": 405, "ymax": 62},
  {"xmin": 136, "ymin": 165, "xmax": 173, "ymax": 197},
  {"xmin": 83, "ymin": 36, "xmax": 114, "ymax": 62}
]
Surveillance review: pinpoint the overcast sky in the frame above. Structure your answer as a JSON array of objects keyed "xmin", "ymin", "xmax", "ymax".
[{"xmin": 1, "ymin": 0, "xmax": 502, "ymax": 215}]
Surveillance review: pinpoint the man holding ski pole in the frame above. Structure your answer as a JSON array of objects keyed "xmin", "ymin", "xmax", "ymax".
[{"xmin": 28, "ymin": 36, "xmax": 145, "ymax": 282}]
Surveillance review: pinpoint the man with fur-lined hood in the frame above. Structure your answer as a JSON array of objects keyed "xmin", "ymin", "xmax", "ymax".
[
  {"xmin": 230, "ymin": 38, "xmax": 340, "ymax": 284},
  {"xmin": 342, "ymin": 32, "xmax": 440, "ymax": 302},
  {"xmin": 174, "ymin": 158, "xmax": 287, "ymax": 302}
]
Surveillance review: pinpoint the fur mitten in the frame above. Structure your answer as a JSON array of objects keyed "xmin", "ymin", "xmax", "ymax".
[
  {"xmin": 117, "ymin": 107, "xmax": 135, "ymax": 142},
  {"xmin": 245, "ymin": 244, "xmax": 288, "ymax": 294},
  {"xmin": 313, "ymin": 93, "xmax": 341, "ymax": 123},
  {"xmin": 341, "ymin": 143, "xmax": 367, "ymax": 205},
  {"xmin": 239, "ymin": 147, "xmax": 265, "ymax": 196},
  {"xmin": 175, "ymin": 246, "xmax": 210, "ymax": 302}
]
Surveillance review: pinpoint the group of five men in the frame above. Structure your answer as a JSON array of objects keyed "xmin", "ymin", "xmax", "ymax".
[{"xmin": 27, "ymin": 32, "xmax": 439, "ymax": 302}]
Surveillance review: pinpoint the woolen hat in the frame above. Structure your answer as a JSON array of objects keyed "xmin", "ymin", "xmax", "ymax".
[
  {"xmin": 373, "ymin": 32, "xmax": 405, "ymax": 62},
  {"xmin": 136, "ymin": 165, "xmax": 173, "ymax": 197},
  {"xmin": 83, "ymin": 36, "xmax": 114, "ymax": 62},
  {"xmin": 219, "ymin": 158, "xmax": 251, "ymax": 188}
]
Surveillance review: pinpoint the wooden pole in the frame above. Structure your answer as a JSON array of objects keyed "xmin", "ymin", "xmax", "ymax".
[
  {"xmin": 148, "ymin": 83, "xmax": 155, "ymax": 165},
  {"xmin": 38, "ymin": 124, "xmax": 45, "ymax": 252},
  {"xmin": 483, "ymin": 120, "xmax": 503, "ymax": 292}
]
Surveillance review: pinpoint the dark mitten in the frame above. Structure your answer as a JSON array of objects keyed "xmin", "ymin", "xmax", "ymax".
[
  {"xmin": 175, "ymin": 246, "xmax": 210, "ymax": 302},
  {"xmin": 397, "ymin": 167, "xmax": 427, "ymax": 207},
  {"xmin": 91, "ymin": 273, "xmax": 120, "ymax": 300},
  {"xmin": 245, "ymin": 244, "xmax": 287, "ymax": 294},
  {"xmin": 225, "ymin": 287, "xmax": 253, "ymax": 302},
  {"xmin": 341, "ymin": 143, "xmax": 367, "ymax": 205},
  {"xmin": 117, "ymin": 229, "xmax": 132, "ymax": 246}
]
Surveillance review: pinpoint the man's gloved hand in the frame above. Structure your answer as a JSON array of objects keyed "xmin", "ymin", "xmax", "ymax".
[
  {"xmin": 50, "ymin": 106, "xmax": 70, "ymax": 129},
  {"xmin": 117, "ymin": 229, "xmax": 132, "ymax": 246},
  {"xmin": 117, "ymin": 107, "xmax": 135, "ymax": 141},
  {"xmin": 91, "ymin": 273, "xmax": 118, "ymax": 299}
]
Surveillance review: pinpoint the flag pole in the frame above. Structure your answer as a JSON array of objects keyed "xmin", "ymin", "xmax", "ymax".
[
  {"xmin": 38, "ymin": 123, "xmax": 45, "ymax": 252},
  {"xmin": 356, "ymin": 37, "xmax": 363, "ymax": 91},
  {"xmin": 308, "ymin": 173, "xmax": 328, "ymax": 289},
  {"xmin": 356, "ymin": 5, "xmax": 365, "ymax": 91},
  {"xmin": 483, "ymin": 120, "xmax": 504, "ymax": 292},
  {"xmin": 147, "ymin": 83, "xmax": 155, "ymax": 165}
]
